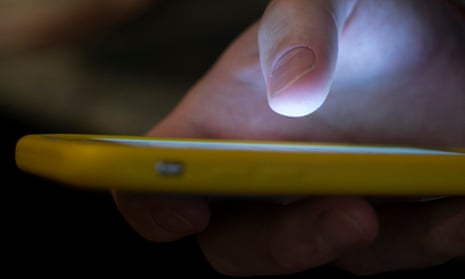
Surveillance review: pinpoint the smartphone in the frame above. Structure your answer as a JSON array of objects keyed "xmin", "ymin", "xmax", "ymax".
[{"xmin": 14, "ymin": 133, "xmax": 465, "ymax": 196}]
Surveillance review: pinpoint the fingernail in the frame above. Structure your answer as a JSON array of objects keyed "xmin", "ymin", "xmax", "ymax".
[{"xmin": 270, "ymin": 47, "xmax": 315, "ymax": 98}]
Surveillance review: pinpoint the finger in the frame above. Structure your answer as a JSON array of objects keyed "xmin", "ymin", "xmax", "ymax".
[
  {"xmin": 112, "ymin": 191, "xmax": 210, "ymax": 242},
  {"xmin": 111, "ymin": 123, "xmax": 211, "ymax": 243},
  {"xmin": 336, "ymin": 197, "xmax": 465, "ymax": 275},
  {"xmin": 198, "ymin": 197, "xmax": 378, "ymax": 276},
  {"xmin": 258, "ymin": 0, "xmax": 357, "ymax": 117}
]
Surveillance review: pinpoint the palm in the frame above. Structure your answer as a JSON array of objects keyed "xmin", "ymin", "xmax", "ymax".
[{"xmin": 153, "ymin": 0, "xmax": 464, "ymax": 147}]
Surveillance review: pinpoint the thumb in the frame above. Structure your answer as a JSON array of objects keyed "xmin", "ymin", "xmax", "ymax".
[{"xmin": 258, "ymin": 0, "xmax": 356, "ymax": 117}]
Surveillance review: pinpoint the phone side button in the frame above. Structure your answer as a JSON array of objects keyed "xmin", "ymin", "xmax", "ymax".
[{"xmin": 155, "ymin": 161, "xmax": 184, "ymax": 176}]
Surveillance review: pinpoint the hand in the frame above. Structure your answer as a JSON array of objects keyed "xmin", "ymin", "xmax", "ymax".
[
  {"xmin": 113, "ymin": 0, "xmax": 465, "ymax": 276},
  {"xmin": 0, "ymin": 0, "xmax": 150, "ymax": 50}
]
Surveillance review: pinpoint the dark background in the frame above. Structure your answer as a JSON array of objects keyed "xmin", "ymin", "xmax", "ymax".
[
  {"xmin": 4, "ymin": 118, "xmax": 465, "ymax": 276},
  {"xmin": 3, "ymin": 1, "xmax": 464, "ymax": 277}
]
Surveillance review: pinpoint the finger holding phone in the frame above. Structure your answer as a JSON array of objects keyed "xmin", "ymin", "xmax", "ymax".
[{"xmin": 113, "ymin": 0, "xmax": 465, "ymax": 276}]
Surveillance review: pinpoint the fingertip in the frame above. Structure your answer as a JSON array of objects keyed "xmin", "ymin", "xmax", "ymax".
[
  {"xmin": 112, "ymin": 191, "xmax": 210, "ymax": 242},
  {"xmin": 298, "ymin": 197, "xmax": 379, "ymax": 256},
  {"xmin": 334, "ymin": 203, "xmax": 379, "ymax": 244},
  {"xmin": 258, "ymin": 0, "xmax": 355, "ymax": 117},
  {"xmin": 198, "ymin": 197, "xmax": 378, "ymax": 276},
  {"xmin": 267, "ymin": 47, "xmax": 332, "ymax": 117},
  {"xmin": 150, "ymin": 197, "xmax": 210, "ymax": 238},
  {"xmin": 268, "ymin": 54, "xmax": 332, "ymax": 117},
  {"xmin": 267, "ymin": 82, "xmax": 329, "ymax": 117},
  {"xmin": 260, "ymin": 29, "xmax": 337, "ymax": 118}
]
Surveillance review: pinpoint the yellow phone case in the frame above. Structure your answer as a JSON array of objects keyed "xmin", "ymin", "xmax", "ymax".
[{"xmin": 15, "ymin": 133, "xmax": 465, "ymax": 195}]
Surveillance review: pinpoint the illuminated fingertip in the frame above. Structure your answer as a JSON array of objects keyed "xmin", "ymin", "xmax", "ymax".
[{"xmin": 268, "ymin": 86, "xmax": 328, "ymax": 117}]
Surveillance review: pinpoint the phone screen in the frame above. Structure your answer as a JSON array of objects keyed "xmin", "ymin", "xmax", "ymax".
[{"xmin": 87, "ymin": 137, "xmax": 462, "ymax": 155}]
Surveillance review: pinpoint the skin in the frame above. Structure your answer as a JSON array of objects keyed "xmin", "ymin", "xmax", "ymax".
[
  {"xmin": 114, "ymin": 0, "xmax": 465, "ymax": 276},
  {"xmin": 6, "ymin": 0, "xmax": 464, "ymax": 276}
]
